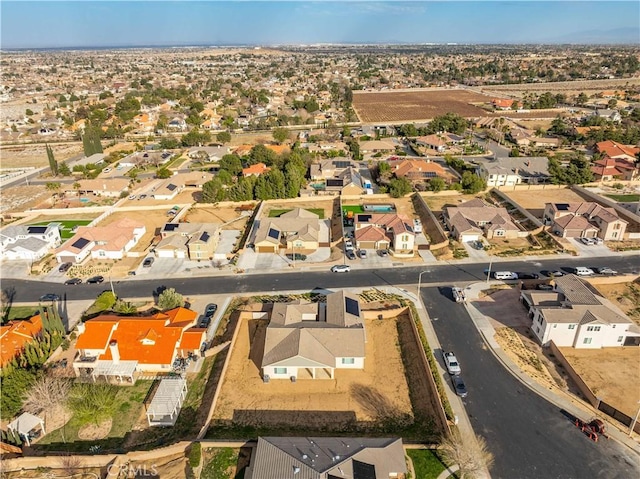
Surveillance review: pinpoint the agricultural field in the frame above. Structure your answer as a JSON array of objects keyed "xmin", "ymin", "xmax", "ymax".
[
  {"xmin": 481, "ymin": 78, "xmax": 640, "ymax": 98},
  {"xmin": 29, "ymin": 219, "xmax": 92, "ymax": 239},
  {"xmin": 352, "ymin": 88, "xmax": 492, "ymax": 123}
]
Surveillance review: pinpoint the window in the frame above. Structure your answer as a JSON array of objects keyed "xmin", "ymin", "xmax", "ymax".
[
  {"xmin": 617, "ymin": 336, "xmax": 623, "ymax": 342},
  {"xmin": 612, "ymin": 232, "xmax": 618, "ymax": 238},
  {"xmin": 583, "ymin": 338, "xmax": 592, "ymax": 345},
  {"xmin": 587, "ymin": 326, "xmax": 601, "ymax": 332},
  {"xmin": 494, "ymin": 230, "xmax": 505, "ymax": 237},
  {"xmin": 614, "ymin": 223, "xmax": 621, "ymax": 230},
  {"xmin": 568, "ymin": 324, "xmax": 576, "ymax": 330},
  {"xmin": 341, "ymin": 358, "xmax": 355, "ymax": 365},
  {"xmin": 612, "ymin": 325, "xmax": 616, "ymax": 328},
  {"xmin": 98, "ymin": 250, "xmax": 106, "ymax": 257},
  {"xmin": 274, "ymin": 367, "xmax": 287, "ymax": 374}
]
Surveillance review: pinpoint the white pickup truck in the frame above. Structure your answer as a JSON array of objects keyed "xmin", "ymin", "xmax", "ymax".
[{"xmin": 442, "ymin": 351, "xmax": 461, "ymax": 375}]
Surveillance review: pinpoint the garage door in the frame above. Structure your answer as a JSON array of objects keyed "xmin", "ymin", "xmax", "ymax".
[
  {"xmin": 256, "ymin": 246, "xmax": 277, "ymax": 253},
  {"xmin": 460, "ymin": 234, "xmax": 480, "ymax": 243},
  {"xmin": 157, "ymin": 250, "xmax": 176, "ymax": 258},
  {"xmin": 358, "ymin": 241, "xmax": 377, "ymax": 250}
]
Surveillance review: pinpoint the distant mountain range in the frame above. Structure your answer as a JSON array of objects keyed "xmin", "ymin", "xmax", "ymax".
[{"xmin": 546, "ymin": 27, "xmax": 640, "ymax": 44}]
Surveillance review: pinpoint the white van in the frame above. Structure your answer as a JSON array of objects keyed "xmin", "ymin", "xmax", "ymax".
[
  {"xmin": 494, "ymin": 271, "xmax": 518, "ymax": 280},
  {"xmin": 574, "ymin": 267, "xmax": 595, "ymax": 276}
]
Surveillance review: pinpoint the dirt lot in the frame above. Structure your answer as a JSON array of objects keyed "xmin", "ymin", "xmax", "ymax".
[
  {"xmin": 0, "ymin": 142, "xmax": 83, "ymax": 169},
  {"xmin": 481, "ymin": 78, "xmax": 640, "ymax": 98},
  {"xmin": 213, "ymin": 315, "xmax": 413, "ymax": 427},
  {"xmin": 99, "ymin": 209, "xmax": 167, "ymax": 252},
  {"xmin": 123, "ymin": 188, "xmax": 199, "ymax": 206},
  {"xmin": 559, "ymin": 347, "xmax": 640, "ymax": 417},
  {"xmin": 263, "ymin": 199, "xmax": 336, "ymax": 219},
  {"xmin": 591, "ymin": 280, "xmax": 640, "ymax": 325},
  {"xmin": 503, "ymin": 188, "xmax": 586, "ymax": 219},
  {"xmin": 353, "ymin": 89, "xmax": 492, "ymax": 123},
  {"xmin": 1, "ymin": 184, "xmax": 53, "ymax": 213},
  {"xmin": 423, "ymin": 193, "xmax": 482, "ymax": 214},
  {"xmin": 186, "ymin": 204, "xmax": 256, "ymax": 230}
]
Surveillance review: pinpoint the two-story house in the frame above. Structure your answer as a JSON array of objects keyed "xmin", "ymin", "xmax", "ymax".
[
  {"xmin": 0, "ymin": 223, "xmax": 61, "ymax": 261},
  {"xmin": 445, "ymin": 198, "xmax": 520, "ymax": 242},
  {"xmin": 543, "ymin": 202, "xmax": 627, "ymax": 241},
  {"xmin": 354, "ymin": 213, "xmax": 415, "ymax": 256},
  {"xmin": 478, "ymin": 157, "xmax": 550, "ymax": 187},
  {"xmin": 156, "ymin": 222, "xmax": 219, "ymax": 260}
]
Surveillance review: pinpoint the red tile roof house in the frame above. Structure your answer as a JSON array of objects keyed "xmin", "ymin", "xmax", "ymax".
[
  {"xmin": 596, "ymin": 140, "xmax": 640, "ymax": 162},
  {"xmin": 492, "ymin": 98, "xmax": 517, "ymax": 110},
  {"xmin": 543, "ymin": 202, "xmax": 628, "ymax": 241},
  {"xmin": 73, "ymin": 307, "xmax": 206, "ymax": 381},
  {"xmin": 0, "ymin": 315, "xmax": 42, "ymax": 367},
  {"xmin": 242, "ymin": 162, "xmax": 271, "ymax": 177},
  {"xmin": 55, "ymin": 218, "xmax": 146, "ymax": 264},
  {"xmin": 354, "ymin": 213, "xmax": 415, "ymax": 256},
  {"xmin": 591, "ymin": 156, "xmax": 639, "ymax": 181},
  {"xmin": 388, "ymin": 158, "xmax": 457, "ymax": 183}
]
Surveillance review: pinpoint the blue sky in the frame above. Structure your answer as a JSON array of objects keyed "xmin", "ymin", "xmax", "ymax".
[{"xmin": 1, "ymin": 1, "xmax": 639, "ymax": 48}]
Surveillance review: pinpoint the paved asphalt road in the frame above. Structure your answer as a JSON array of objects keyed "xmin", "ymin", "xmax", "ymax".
[
  {"xmin": 4, "ymin": 255, "xmax": 638, "ymax": 303},
  {"xmin": 422, "ymin": 286, "xmax": 639, "ymax": 479}
]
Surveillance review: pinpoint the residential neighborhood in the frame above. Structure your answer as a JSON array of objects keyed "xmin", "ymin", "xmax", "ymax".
[{"xmin": 1, "ymin": 30, "xmax": 639, "ymax": 479}]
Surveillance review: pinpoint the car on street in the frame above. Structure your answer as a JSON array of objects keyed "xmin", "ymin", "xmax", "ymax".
[
  {"xmin": 139, "ymin": 194, "xmax": 147, "ymax": 200},
  {"xmin": 86, "ymin": 276, "xmax": 104, "ymax": 284},
  {"xmin": 451, "ymin": 287, "xmax": 465, "ymax": 303},
  {"xmin": 346, "ymin": 250, "xmax": 356, "ymax": 260},
  {"xmin": 58, "ymin": 262, "xmax": 72, "ymax": 273},
  {"xmin": 142, "ymin": 257, "xmax": 154, "ymax": 268},
  {"xmin": 39, "ymin": 293, "xmax": 61, "ymax": 302},
  {"xmin": 547, "ymin": 270, "xmax": 564, "ymax": 277},
  {"xmin": 517, "ymin": 273, "xmax": 540, "ymax": 280},
  {"xmin": 574, "ymin": 266, "xmax": 595, "ymax": 276},
  {"xmin": 451, "ymin": 375, "xmax": 468, "ymax": 398},
  {"xmin": 442, "ymin": 351, "xmax": 461, "ymax": 375},
  {"xmin": 331, "ymin": 264, "xmax": 351, "ymax": 273},
  {"xmin": 494, "ymin": 271, "xmax": 518, "ymax": 280},
  {"xmin": 536, "ymin": 284, "xmax": 554, "ymax": 291},
  {"xmin": 205, "ymin": 304, "xmax": 218, "ymax": 318},
  {"xmin": 596, "ymin": 267, "xmax": 617, "ymax": 275},
  {"xmin": 64, "ymin": 278, "xmax": 82, "ymax": 285},
  {"xmin": 128, "ymin": 195, "xmax": 136, "ymax": 200},
  {"xmin": 358, "ymin": 250, "xmax": 367, "ymax": 259}
]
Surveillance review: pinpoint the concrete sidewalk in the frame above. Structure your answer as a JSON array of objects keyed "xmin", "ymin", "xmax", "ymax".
[{"xmin": 462, "ymin": 281, "xmax": 640, "ymax": 456}]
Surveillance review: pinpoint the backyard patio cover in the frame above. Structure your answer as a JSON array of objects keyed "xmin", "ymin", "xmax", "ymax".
[
  {"xmin": 8, "ymin": 412, "xmax": 45, "ymax": 446},
  {"xmin": 91, "ymin": 360, "xmax": 138, "ymax": 382},
  {"xmin": 146, "ymin": 376, "xmax": 188, "ymax": 426}
]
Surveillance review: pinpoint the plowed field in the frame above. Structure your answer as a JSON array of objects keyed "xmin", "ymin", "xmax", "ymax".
[{"xmin": 352, "ymin": 88, "xmax": 491, "ymax": 123}]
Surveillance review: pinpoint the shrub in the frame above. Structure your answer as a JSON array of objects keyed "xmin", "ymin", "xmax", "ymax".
[
  {"xmin": 189, "ymin": 442, "xmax": 202, "ymax": 468},
  {"xmin": 85, "ymin": 291, "xmax": 117, "ymax": 317}
]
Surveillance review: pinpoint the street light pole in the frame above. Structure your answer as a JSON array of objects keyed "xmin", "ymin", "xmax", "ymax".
[
  {"xmin": 629, "ymin": 401, "xmax": 640, "ymax": 437},
  {"xmin": 417, "ymin": 270, "xmax": 430, "ymax": 297},
  {"xmin": 486, "ymin": 254, "xmax": 493, "ymax": 283},
  {"xmin": 109, "ymin": 276, "xmax": 115, "ymax": 297}
]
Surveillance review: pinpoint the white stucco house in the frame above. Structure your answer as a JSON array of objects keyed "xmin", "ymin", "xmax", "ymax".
[
  {"xmin": 0, "ymin": 223, "xmax": 62, "ymax": 261},
  {"xmin": 521, "ymin": 275, "xmax": 640, "ymax": 348},
  {"xmin": 262, "ymin": 291, "xmax": 365, "ymax": 381}
]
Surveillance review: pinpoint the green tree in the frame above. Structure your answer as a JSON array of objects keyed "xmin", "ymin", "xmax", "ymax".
[
  {"xmin": 576, "ymin": 92, "xmax": 588, "ymax": 106},
  {"xmin": 217, "ymin": 169, "xmax": 234, "ymax": 185},
  {"xmin": 159, "ymin": 137, "xmax": 180, "ymax": 149},
  {"xmin": 113, "ymin": 300, "xmax": 138, "ymax": 314},
  {"xmin": 388, "ymin": 177, "xmax": 412, "ymax": 198},
  {"xmin": 67, "ymin": 383, "xmax": 119, "ymax": 426},
  {"xmin": 157, "ymin": 288, "xmax": 185, "ymax": 310},
  {"xmin": 181, "ymin": 128, "xmax": 211, "ymax": 147},
  {"xmin": 219, "ymin": 154, "xmax": 242, "ymax": 176},
  {"xmin": 45, "ymin": 182, "xmax": 62, "ymax": 206},
  {"xmin": 249, "ymin": 144, "xmax": 277, "ymax": 166},
  {"xmin": 509, "ymin": 147, "xmax": 520, "ymax": 157},
  {"xmin": 201, "ymin": 178, "xmax": 226, "ymax": 203},
  {"xmin": 58, "ymin": 162, "xmax": 71, "ymax": 176},
  {"xmin": 460, "ymin": 171, "xmax": 487, "ymax": 194},
  {"xmin": 72, "ymin": 182, "xmax": 81, "ymax": 198},
  {"xmin": 272, "ymin": 127, "xmax": 289, "ymax": 144},
  {"xmin": 0, "ymin": 369, "xmax": 38, "ymax": 418},
  {"xmin": 428, "ymin": 177, "xmax": 446, "ymax": 192},
  {"xmin": 226, "ymin": 176, "xmax": 256, "ymax": 201},
  {"xmin": 156, "ymin": 168, "xmax": 172, "ymax": 179},
  {"xmin": 25, "ymin": 108, "xmax": 34, "ymax": 116},
  {"xmin": 216, "ymin": 131, "xmax": 231, "ymax": 144},
  {"xmin": 46, "ymin": 144, "xmax": 58, "ymax": 176},
  {"xmin": 82, "ymin": 124, "xmax": 103, "ymax": 156}
]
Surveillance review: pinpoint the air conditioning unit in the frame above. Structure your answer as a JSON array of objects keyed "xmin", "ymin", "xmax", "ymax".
[
  {"xmin": 290, "ymin": 376, "xmax": 297, "ymax": 383},
  {"xmin": 263, "ymin": 375, "xmax": 270, "ymax": 383}
]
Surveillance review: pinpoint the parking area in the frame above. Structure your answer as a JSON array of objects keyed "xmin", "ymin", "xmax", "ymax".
[
  {"xmin": 462, "ymin": 240, "xmax": 489, "ymax": 261},
  {"xmin": 568, "ymin": 238, "xmax": 616, "ymax": 258}
]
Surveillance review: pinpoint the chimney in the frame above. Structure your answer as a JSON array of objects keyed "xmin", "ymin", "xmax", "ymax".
[
  {"xmin": 526, "ymin": 160, "xmax": 531, "ymax": 167},
  {"xmin": 109, "ymin": 340, "xmax": 120, "ymax": 364}
]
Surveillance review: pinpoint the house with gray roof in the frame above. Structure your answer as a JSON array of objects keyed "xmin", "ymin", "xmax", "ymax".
[
  {"xmin": 156, "ymin": 222, "xmax": 219, "ymax": 260},
  {"xmin": 543, "ymin": 202, "xmax": 627, "ymax": 241},
  {"xmin": 254, "ymin": 208, "xmax": 321, "ymax": 254},
  {"xmin": 521, "ymin": 275, "xmax": 640, "ymax": 348},
  {"xmin": 445, "ymin": 198, "xmax": 520, "ymax": 242},
  {"xmin": 477, "ymin": 156, "xmax": 550, "ymax": 187},
  {"xmin": 262, "ymin": 291, "xmax": 365, "ymax": 381},
  {"xmin": 0, "ymin": 223, "xmax": 61, "ymax": 261},
  {"xmin": 246, "ymin": 436, "xmax": 406, "ymax": 479}
]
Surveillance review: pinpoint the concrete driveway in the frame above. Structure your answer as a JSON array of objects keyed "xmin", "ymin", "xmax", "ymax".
[
  {"xmin": 217, "ymin": 230, "xmax": 241, "ymax": 255},
  {"xmin": 1, "ymin": 260, "xmax": 31, "ymax": 279},
  {"xmin": 568, "ymin": 238, "xmax": 615, "ymax": 258},
  {"xmin": 351, "ymin": 249, "xmax": 393, "ymax": 269},
  {"xmin": 462, "ymin": 241, "xmax": 490, "ymax": 261}
]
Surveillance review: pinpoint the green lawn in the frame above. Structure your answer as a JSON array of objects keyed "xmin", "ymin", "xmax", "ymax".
[
  {"xmin": 604, "ymin": 194, "xmax": 640, "ymax": 202},
  {"xmin": 29, "ymin": 219, "xmax": 92, "ymax": 240},
  {"xmin": 407, "ymin": 449, "xmax": 451, "ymax": 479},
  {"xmin": 268, "ymin": 208, "xmax": 325, "ymax": 219},
  {"xmin": 201, "ymin": 448, "xmax": 245, "ymax": 479},
  {"xmin": 3, "ymin": 305, "xmax": 40, "ymax": 321},
  {"xmin": 343, "ymin": 205, "xmax": 365, "ymax": 214}
]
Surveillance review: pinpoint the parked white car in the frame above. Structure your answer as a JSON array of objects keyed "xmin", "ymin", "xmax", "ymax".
[
  {"xmin": 331, "ymin": 264, "xmax": 351, "ymax": 273},
  {"xmin": 574, "ymin": 267, "xmax": 595, "ymax": 276},
  {"xmin": 442, "ymin": 351, "xmax": 461, "ymax": 375}
]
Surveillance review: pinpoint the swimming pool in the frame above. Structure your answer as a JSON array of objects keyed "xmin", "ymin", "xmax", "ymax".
[{"xmin": 363, "ymin": 204, "xmax": 396, "ymax": 213}]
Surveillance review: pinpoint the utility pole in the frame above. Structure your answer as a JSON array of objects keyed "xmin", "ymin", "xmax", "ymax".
[{"xmin": 486, "ymin": 254, "xmax": 493, "ymax": 283}]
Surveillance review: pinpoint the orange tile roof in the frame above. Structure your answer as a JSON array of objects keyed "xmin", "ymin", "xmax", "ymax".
[
  {"xmin": 179, "ymin": 328, "xmax": 207, "ymax": 351},
  {"xmin": 0, "ymin": 315, "xmax": 43, "ymax": 367},
  {"xmin": 265, "ymin": 144, "xmax": 290, "ymax": 154},
  {"xmin": 596, "ymin": 140, "xmax": 639, "ymax": 159},
  {"xmin": 75, "ymin": 308, "xmax": 199, "ymax": 365},
  {"xmin": 492, "ymin": 98, "xmax": 515, "ymax": 108},
  {"xmin": 242, "ymin": 162, "xmax": 271, "ymax": 177},
  {"xmin": 233, "ymin": 144, "xmax": 253, "ymax": 156}
]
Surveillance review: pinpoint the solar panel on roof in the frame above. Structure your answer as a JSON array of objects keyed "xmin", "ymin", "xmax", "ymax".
[
  {"xmin": 199, "ymin": 232, "xmax": 210, "ymax": 242},
  {"xmin": 167, "ymin": 184, "xmax": 177, "ymax": 191},
  {"xmin": 164, "ymin": 223, "xmax": 179, "ymax": 231},
  {"xmin": 556, "ymin": 204, "xmax": 570, "ymax": 211},
  {"xmin": 27, "ymin": 226, "xmax": 47, "ymax": 234},
  {"xmin": 357, "ymin": 214, "xmax": 372, "ymax": 222},
  {"xmin": 268, "ymin": 228, "xmax": 279, "ymax": 240},
  {"xmin": 333, "ymin": 161, "xmax": 350, "ymax": 169},
  {"xmin": 425, "ymin": 172, "xmax": 437, "ymax": 178},
  {"xmin": 345, "ymin": 297, "xmax": 360, "ymax": 316},
  {"xmin": 71, "ymin": 238, "xmax": 90, "ymax": 249},
  {"xmin": 352, "ymin": 460, "xmax": 376, "ymax": 479}
]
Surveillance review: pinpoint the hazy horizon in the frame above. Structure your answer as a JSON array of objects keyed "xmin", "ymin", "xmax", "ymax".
[{"xmin": 1, "ymin": 1, "xmax": 639, "ymax": 49}]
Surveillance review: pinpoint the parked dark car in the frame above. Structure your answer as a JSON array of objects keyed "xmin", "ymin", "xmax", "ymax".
[
  {"xmin": 142, "ymin": 257, "xmax": 154, "ymax": 267},
  {"xmin": 205, "ymin": 304, "xmax": 218, "ymax": 318},
  {"xmin": 536, "ymin": 284, "xmax": 554, "ymax": 291},
  {"xmin": 86, "ymin": 275, "xmax": 105, "ymax": 284},
  {"xmin": 518, "ymin": 273, "xmax": 540, "ymax": 280},
  {"xmin": 65, "ymin": 278, "xmax": 82, "ymax": 285},
  {"xmin": 451, "ymin": 375, "xmax": 468, "ymax": 398},
  {"xmin": 378, "ymin": 249, "xmax": 389, "ymax": 257},
  {"xmin": 198, "ymin": 317, "xmax": 211, "ymax": 329},
  {"xmin": 346, "ymin": 250, "xmax": 356, "ymax": 260},
  {"xmin": 39, "ymin": 293, "xmax": 60, "ymax": 302},
  {"xmin": 58, "ymin": 262, "xmax": 72, "ymax": 273}
]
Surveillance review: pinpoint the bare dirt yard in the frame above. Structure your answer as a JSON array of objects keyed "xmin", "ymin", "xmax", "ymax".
[
  {"xmin": 559, "ymin": 347, "xmax": 640, "ymax": 418},
  {"xmin": 263, "ymin": 199, "xmax": 336, "ymax": 219},
  {"xmin": 423, "ymin": 193, "xmax": 482, "ymax": 214},
  {"xmin": 0, "ymin": 142, "xmax": 84, "ymax": 169},
  {"xmin": 353, "ymin": 89, "xmax": 492, "ymax": 123},
  {"xmin": 503, "ymin": 188, "xmax": 586, "ymax": 219},
  {"xmin": 99, "ymin": 209, "xmax": 168, "ymax": 252},
  {"xmin": 1, "ymin": 185, "xmax": 53, "ymax": 214},
  {"xmin": 213, "ymin": 315, "xmax": 413, "ymax": 428},
  {"xmin": 591, "ymin": 279, "xmax": 640, "ymax": 325},
  {"xmin": 186, "ymin": 204, "xmax": 256, "ymax": 230}
]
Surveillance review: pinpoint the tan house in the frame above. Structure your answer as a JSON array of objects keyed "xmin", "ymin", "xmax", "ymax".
[
  {"xmin": 445, "ymin": 198, "xmax": 520, "ymax": 242},
  {"xmin": 359, "ymin": 140, "xmax": 396, "ymax": 154},
  {"xmin": 354, "ymin": 213, "xmax": 414, "ymax": 256},
  {"xmin": 388, "ymin": 158, "xmax": 456, "ymax": 183},
  {"xmin": 309, "ymin": 158, "xmax": 358, "ymax": 181},
  {"xmin": 543, "ymin": 202, "xmax": 627, "ymax": 241},
  {"xmin": 416, "ymin": 134, "xmax": 447, "ymax": 152},
  {"xmin": 254, "ymin": 208, "xmax": 320, "ymax": 253},
  {"xmin": 156, "ymin": 222, "xmax": 219, "ymax": 260},
  {"xmin": 69, "ymin": 178, "xmax": 130, "ymax": 198}
]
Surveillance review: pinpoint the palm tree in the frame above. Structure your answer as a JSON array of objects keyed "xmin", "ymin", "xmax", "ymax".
[
  {"xmin": 72, "ymin": 182, "xmax": 81, "ymax": 199},
  {"xmin": 45, "ymin": 182, "xmax": 62, "ymax": 206}
]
